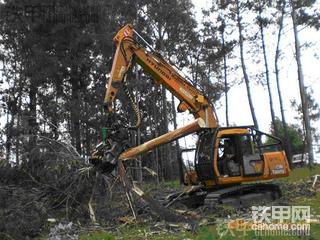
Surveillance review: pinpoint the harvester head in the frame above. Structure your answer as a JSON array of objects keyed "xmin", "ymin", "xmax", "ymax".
[{"xmin": 90, "ymin": 122, "xmax": 130, "ymax": 174}]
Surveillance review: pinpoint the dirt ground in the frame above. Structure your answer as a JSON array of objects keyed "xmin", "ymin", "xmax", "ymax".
[{"xmin": 48, "ymin": 166, "xmax": 320, "ymax": 240}]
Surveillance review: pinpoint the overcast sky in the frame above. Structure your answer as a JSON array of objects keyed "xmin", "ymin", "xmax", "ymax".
[
  {"xmin": 191, "ymin": 0, "xmax": 320, "ymax": 136},
  {"xmin": 174, "ymin": 0, "xmax": 320, "ymax": 163}
]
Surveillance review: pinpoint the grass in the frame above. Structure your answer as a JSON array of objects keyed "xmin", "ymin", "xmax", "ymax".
[
  {"xmin": 193, "ymin": 224, "xmax": 320, "ymax": 240},
  {"xmin": 281, "ymin": 164, "xmax": 320, "ymax": 182},
  {"xmin": 140, "ymin": 179, "xmax": 181, "ymax": 192},
  {"xmin": 80, "ymin": 231, "xmax": 113, "ymax": 240},
  {"xmin": 79, "ymin": 165, "xmax": 320, "ymax": 240},
  {"xmin": 79, "ymin": 224, "xmax": 320, "ymax": 240},
  {"xmin": 163, "ymin": 180, "xmax": 181, "ymax": 189},
  {"xmin": 295, "ymin": 192, "xmax": 320, "ymax": 215},
  {"xmin": 114, "ymin": 224, "xmax": 176, "ymax": 240},
  {"xmin": 80, "ymin": 224, "xmax": 193, "ymax": 240}
]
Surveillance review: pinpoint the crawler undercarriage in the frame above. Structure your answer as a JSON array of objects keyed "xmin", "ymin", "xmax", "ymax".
[{"xmin": 166, "ymin": 183, "xmax": 281, "ymax": 209}]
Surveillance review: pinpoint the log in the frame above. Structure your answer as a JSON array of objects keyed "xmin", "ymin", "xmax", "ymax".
[
  {"xmin": 131, "ymin": 184, "xmax": 184, "ymax": 223},
  {"xmin": 118, "ymin": 160, "xmax": 137, "ymax": 220},
  {"xmin": 119, "ymin": 118, "xmax": 205, "ymax": 161},
  {"xmin": 118, "ymin": 163, "xmax": 185, "ymax": 223}
]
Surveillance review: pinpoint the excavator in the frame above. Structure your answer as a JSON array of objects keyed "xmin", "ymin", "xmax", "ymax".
[{"xmin": 90, "ymin": 24, "xmax": 290, "ymax": 208}]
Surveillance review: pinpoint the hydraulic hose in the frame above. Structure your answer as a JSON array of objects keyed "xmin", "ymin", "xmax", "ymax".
[{"xmin": 123, "ymin": 74, "xmax": 141, "ymax": 129}]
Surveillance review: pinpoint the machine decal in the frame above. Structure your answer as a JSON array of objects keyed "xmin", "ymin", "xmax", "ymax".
[
  {"xmin": 118, "ymin": 66, "xmax": 126, "ymax": 79},
  {"xmin": 271, "ymin": 164, "xmax": 285, "ymax": 175},
  {"xmin": 179, "ymin": 87, "xmax": 193, "ymax": 100}
]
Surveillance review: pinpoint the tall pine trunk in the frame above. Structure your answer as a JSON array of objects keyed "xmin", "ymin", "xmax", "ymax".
[
  {"xmin": 28, "ymin": 81, "xmax": 38, "ymax": 152},
  {"xmin": 236, "ymin": 0, "xmax": 259, "ymax": 129},
  {"xmin": 158, "ymin": 26, "xmax": 171, "ymax": 180},
  {"xmin": 221, "ymin": 24, "xmax": 230, "ymax": 126},
  {"xmin": 160, "ymin": 86, "xmax": 171, "ymax": 179},
  {"xmin": 275, "ymin": 0, "xmax": 292, "ymax": 167},
  {"xmin": 171, "ymin": 95, "xmax": 183, "ymax": 183},
  {"xmin": 291, "ymin": 2, "xmax": 314, "ymax": 166},
  {"xmin": 70, "ymin": 68, "xmax": 82, "ymax": 154},
  {"xmin": 135, "ymin": 69, "xmax": 143, "ymax": 182},
  {"xmin": 5, "ymin": 107, "xmax": 13, "ymax": 162},
  {"xmin": 152, "ymin": 91, "xmax": 163, "ymax": 182},
  {"xmin": 15, "ymin": 77, "xmax": 23, "ymax": 165},
  {"xmin": 258, "ymin": 11, "xmax": 278, "ymax": 137}
]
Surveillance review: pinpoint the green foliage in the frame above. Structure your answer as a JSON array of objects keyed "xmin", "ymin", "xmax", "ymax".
[
  {"xmin": 0, "ymin": 0, "xmax": 226, "ymax": 181},
  {"xmin": 163, "ymin": 180, "xmax": 180, "ymax": 189},
  {"xmin": 291, "ymin": 88, "xmax": 320, "ymax": 143},
  {"xmin": 267, "ymin": 118, "xmax": 304, "ymax": 154},
  {"xmin": 80, "ymin": 231, "xmax": 114, "ymax": 240},
  {"xmin": 295, "ymin": 0, "xmax": 320, "ymax": 30}
]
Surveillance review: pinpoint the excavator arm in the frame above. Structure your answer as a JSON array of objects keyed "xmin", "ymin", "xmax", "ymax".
[
  {"xmin": 90, "ymin": 24, "xmax": 219, "ymax": 173},
  {"xmin": 104, "ymin": 24, "xmax": 218, "ymax": 128}
]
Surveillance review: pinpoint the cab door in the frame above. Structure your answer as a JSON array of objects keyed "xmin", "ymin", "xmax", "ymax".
[
  {"xmin": 214, "ymin": 128, "xmax": 266, "ymax": 185},
  {"xmin": 216, "ymin": 135, "xmax": 242, "ymax": 177},
  {"xmin": 240, "ymin": 134, "xmax": 265, "ymax": 177},
  {"xmin": 194, "ymin": 130, "xmax": 216, "ymax": 181}
]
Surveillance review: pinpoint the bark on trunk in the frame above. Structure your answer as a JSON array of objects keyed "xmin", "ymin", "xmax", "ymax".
[
  {"xmin": 28, "ymin": 82, "xmax": 38, "ymax": 152},
  {"xmin": 259, "ymin": 13, "xmax": 278, "ymax": 137},
  {"xmin": 171, "ymin": 95, "xmax": 182, "ymax": 182},
  {"xmin": 158, "ymin": 28, "xmax": 171, "ymax": 180},
  {"xmin": 119, "ymin": 118, "xmax": 204, "ymax": 161},
  {"xmin": 5, "ymin": 108, "xmax": 13, "ymax": 162},
  {"xmin": 221, "ymin": 26, "xmax": 229, "ymax": 126},
  {"xmin": 135, "ymin": 69, "xmax": 143, "ymax": 182},
  {"xmin": 236, "ymin": 0, "xmax": 259, "ymax": 129},
  {"xmin": 291, "ymin": 2, "xmax": 314, "ymax": 166},
  {"xmin": 275, "ymin": 0, "xmax": 293, "ymax": 167},
  {"xmin": 70, "ymin": 68, "xmax": 82, "ymax": 154}
]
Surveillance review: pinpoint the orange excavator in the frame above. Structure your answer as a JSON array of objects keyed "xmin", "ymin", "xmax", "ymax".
[{"xmin": 90, "ymin": 24, "xmax": 290, "ymax": 207}]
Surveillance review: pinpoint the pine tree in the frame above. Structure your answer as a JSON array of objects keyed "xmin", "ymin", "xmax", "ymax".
[
  {"xmin": 235, "ymin": 0, "xmax": 259, "ymax": 129},
  {"xmin": 274, "ymin": 0, "xmax": 293, "ymax": 167},
  {"xmin": 290, "ymin": 0, "xmax": 315, "ymax": 166}
]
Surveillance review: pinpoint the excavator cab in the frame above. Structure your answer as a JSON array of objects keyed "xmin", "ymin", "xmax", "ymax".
[{"xmin": 191, "ymin": 127, "xmax": 289, "ymax": 187}]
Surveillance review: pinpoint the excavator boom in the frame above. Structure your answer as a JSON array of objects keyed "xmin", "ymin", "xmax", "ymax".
[{"xmin": 104, "ymin": 24, "xmax": 218, "ymax": 129}]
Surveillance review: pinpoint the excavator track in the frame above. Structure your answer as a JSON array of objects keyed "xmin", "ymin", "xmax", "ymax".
[
  {"xmin": 203, "ymin": 183, "xmax": 281, "ymax": 208},
  {"xmin": 168, "ymin": 183, "xmax": 281, "ymax": 210}
]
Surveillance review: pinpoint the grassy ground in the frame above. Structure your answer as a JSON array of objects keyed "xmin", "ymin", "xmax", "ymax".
[
  {"xmin": 80, "ymin": 165, "xmax": 320, "ymax": 240},
  {"xmin": 281, "ymin": 164, "xmax": 320, "ymax": 182},
  {"xmin": 80, "ymin": 225, "xmax": 320, "ymax": 240}
]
